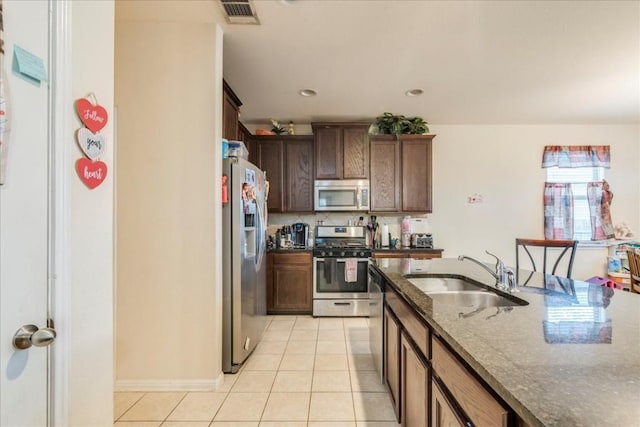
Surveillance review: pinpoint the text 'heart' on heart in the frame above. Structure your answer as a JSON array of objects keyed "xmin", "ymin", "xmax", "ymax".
[
  {"xmin": 76, "ymin": 97, "xmax": 108, "ymax": 133},
  {"xmin": 77, "ymin": 128, "xmax": 105, "ymax": 160},
  {"xmin": 76, "ymin": 158, "xmax": 107, "ymax": 189}
]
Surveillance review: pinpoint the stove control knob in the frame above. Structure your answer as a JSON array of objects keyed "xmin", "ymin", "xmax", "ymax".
[
  {"xmin": 359, "ymin": 251, "xmax": 365, "ymax": 257},
  {"xmin": 320, "ymin": 251, "xmax": 326, "ymax": 257},
  {"xmin": 352, "ymin": 251, "xmax": 358, "ymax": 257},
  {"xmin": 340, "ymin": 251, "xmax": 346, "ymax": 257}
]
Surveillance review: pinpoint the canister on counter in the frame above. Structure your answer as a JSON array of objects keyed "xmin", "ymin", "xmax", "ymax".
[{"xmin": 401, "ymin": 232, "xmax": 411, "ymax": 247}]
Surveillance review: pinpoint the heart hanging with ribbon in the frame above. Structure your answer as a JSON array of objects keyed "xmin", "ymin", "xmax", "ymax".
[
  {"xmin": 76, "ymin": 97, "xmax": 108, "ymax": 133},
  {"xmin": 76, "ymin": 157, "xmax": 107, "ymax": 190},
  {"xmin": 76, "ymin": 127, "xmax": 105, "ymax": 160}
]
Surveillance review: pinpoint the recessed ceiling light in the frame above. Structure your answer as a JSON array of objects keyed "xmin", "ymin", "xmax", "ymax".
[
  {"xmin": 405, "ymin": 88, "xmax": 424, "ymax": 97},
  {"xmin": 299, "ymin": 89, "xmax": 317, "ymax": 97}
]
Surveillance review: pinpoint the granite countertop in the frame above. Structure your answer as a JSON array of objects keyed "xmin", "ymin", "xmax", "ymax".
[
  {"xmin": 374, "ymin": 247, "xmax": 444, "ymax": 253},
  {"xmin": 267, "ymin": 247, "xmax": 313, "ymax": 253},
  {"xmin": 268, "ymin": 247, "xmax": 443, "ymax": 254},
  {"xmin": 373, "ymin": 258, "xmax": 640, "ymax": 427}
]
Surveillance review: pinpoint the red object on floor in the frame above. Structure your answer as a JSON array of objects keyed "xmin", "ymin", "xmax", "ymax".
[{"xmin": 585, "ymin": 276, "xmax": 623, "ymax": 290}]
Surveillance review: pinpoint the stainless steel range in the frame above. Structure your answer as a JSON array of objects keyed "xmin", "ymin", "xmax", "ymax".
[{"xmin": 313, "ymin": 226, "xmax": 371, "ymax": 317}]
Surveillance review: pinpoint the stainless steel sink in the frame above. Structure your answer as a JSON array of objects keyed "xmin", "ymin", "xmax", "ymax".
[
  {"xmin": 425, "ymin": 290, "xmax": 527, "ymax": 307},
  {"xmin": 407, "ymin": 277, "xmax": 486, "ymax": 293},
  {"xmin": 406, "ymin": 275, "xmax": 529, "ymax": 308}
]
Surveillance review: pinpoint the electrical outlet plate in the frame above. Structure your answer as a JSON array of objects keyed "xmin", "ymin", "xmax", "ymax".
[{"xmin": 468, "ymin": 193, "xmax": 483, "ymax": 204}]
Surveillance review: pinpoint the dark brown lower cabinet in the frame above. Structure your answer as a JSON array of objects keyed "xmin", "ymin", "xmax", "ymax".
[
  {"xmin": 385, "ymin": 308, "xmax": 401, "ymax": 420},
  {"xmin": 267, "ymin": 252, "xmax": 312, "ymax": 314},
  {"xmin": 401, "ymin": 332, "xmax": 429, "ymax": 427},
  {"xmin": 381, "ymin": 267, "xmax": 516, "ymax": 427},
  {"xmin": 432, "ymin": 380, "xmax": 465, "ymax": 427}
]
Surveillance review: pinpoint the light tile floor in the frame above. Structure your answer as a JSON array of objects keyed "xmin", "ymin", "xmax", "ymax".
[{"xmin": 114, "ymin": 315, "xmax": 400, "ymax": 427}]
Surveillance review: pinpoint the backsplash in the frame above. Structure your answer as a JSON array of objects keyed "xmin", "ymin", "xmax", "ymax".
[{"xmin": 267, "ymin": 212, "xmax": 430, "ymax": 244}]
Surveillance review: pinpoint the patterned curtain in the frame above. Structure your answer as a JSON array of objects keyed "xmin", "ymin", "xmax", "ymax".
[
  {"xmin": 542, "ymin": 145, "xmax": 610, "ymax": 168},
  {"xmin": 544, "ymin": 183, "xmax": 574, "ymax": 240},
  {"xmin": 587, "ymin": 180, "xmax": 615, "ymax": 240}
]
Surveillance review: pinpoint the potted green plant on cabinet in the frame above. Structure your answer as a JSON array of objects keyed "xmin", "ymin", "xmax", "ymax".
[{"xmin": 372, "ymin": 112, "xmax": 429, "ymax": 138}]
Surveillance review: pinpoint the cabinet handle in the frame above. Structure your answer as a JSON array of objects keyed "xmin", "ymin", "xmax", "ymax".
[{"xmin": 333, "ymin": 302, "xmax": 352, "ymax": 306}]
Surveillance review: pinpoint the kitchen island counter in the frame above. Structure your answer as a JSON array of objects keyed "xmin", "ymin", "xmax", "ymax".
[{"xmin": 373, "ymin": 258, "xmax": 640, "ymax": 427}]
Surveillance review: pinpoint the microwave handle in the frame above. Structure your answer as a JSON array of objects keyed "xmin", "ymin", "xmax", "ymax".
[{"xmin": 356, "ymin": 187, "xmax": 361, "ymax": 209}]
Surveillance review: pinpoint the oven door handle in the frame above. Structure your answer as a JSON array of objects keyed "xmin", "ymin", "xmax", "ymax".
[{"xmin": 335, "ymin": 258, "xmax": 370, "ymax": 263}]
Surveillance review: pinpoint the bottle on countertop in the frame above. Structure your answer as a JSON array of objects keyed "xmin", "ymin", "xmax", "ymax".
[
  {"xmin": 275, "ymin": 229, "xmax": 282, "ymax": 248},
  {"xmin": 401, "ymin": 216, "xmax": 411, "ymax": 247}
]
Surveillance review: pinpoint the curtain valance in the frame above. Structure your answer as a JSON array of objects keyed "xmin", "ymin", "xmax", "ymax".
[{"xmin": 542, "ymin": 145, "xmax": 610, "ymax": 168}]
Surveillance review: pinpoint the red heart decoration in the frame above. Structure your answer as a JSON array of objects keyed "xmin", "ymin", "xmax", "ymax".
[
  {"xmin": 76, "ymin": 158, "xmax": 107, "ymax": 189},
  {"xmin": 76, "ymin": 98, "xmax": 108, "ymax": 133}
]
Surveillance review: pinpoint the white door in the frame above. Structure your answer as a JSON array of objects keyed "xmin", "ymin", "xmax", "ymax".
[{"xmin": 0, "ymin": 1, "xmax": 54, "ymax": 425}]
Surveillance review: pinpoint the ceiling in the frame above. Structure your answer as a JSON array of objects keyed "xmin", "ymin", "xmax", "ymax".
[{"xmin": 220, "ymin": 0, "xmax": 640, "ymax": 126}]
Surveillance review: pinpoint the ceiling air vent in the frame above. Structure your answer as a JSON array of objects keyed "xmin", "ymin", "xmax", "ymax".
[{"xmin": 219, "ymin": 0, "xmax": 260, "ymax": 25}]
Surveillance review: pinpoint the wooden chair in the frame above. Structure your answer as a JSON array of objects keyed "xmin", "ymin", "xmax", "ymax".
[
  {"xmin": 625, "ymin": 249, "xmax": 640, "ymax": 293},
  {"xmin": 516, "ymin": 238, "xmax": 578, "ymax": 286}
]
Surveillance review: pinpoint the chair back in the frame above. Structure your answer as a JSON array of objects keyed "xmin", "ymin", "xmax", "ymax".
[
  {"xmin": 516, "ymin": 238, "xmax": 578, "ymax": 283},
  {"xmin": 625, "ymin": 249, "xmax": 640, "ymax": 294}
]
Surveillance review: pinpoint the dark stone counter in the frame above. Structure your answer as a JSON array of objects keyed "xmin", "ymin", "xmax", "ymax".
[
  {"xmin": 372, "ymin": 258, "xmax": 640, "ymax": 427},
  {"xmin": 267, "ymin": 247, "xmax": 312, "ymax": 253}
]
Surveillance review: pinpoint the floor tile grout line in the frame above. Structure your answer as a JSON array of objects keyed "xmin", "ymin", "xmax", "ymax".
[
  {"xmin": 115, "ymin": 316, "xmax": 387, "ymax": 425},
  {"xmin": 159, "ymin": 390, "xmax": 188, "ymax": 424},
  {"xmin": 113, "ymin": 391, "xmax": 147, "ymax": 422}
]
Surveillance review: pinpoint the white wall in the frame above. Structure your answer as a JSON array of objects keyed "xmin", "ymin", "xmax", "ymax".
[
  {"xmin": 115, "ymin": 17, "xmax": 224, "ymax": 389},
  {"xmin": 66, "ymin": 0, "xmax": 115, "ymax": 424},
  {"xmin": 429, "ymin": 124, "xmax": 640, "ymax": 279}
]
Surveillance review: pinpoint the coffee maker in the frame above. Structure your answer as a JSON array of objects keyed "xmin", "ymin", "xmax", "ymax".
[{"xmin": 291, "ymin": 223, "xmax": 309, "ymax": 248}]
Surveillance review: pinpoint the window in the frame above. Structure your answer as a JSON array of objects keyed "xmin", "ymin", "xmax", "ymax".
[{"xmin": 546, "ymin": 166, "xmax": 604, "ymax": 241}]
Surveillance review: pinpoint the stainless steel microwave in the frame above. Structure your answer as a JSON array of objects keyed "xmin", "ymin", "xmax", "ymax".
[{"xmin": 314, "ymin": 179, "xmax": 370, "ymax": 211}]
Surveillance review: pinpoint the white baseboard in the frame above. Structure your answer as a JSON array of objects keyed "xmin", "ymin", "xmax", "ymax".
[{"xmin": 115, "ymin": 372, "xmax": 225, "ymax": 392}]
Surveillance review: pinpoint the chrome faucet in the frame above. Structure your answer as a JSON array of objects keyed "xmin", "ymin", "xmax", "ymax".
[{"xmin": 458, "ymin": 251, "xmax": 517, "ymax": 292}]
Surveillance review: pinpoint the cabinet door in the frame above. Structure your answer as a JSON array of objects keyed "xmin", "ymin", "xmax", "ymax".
[
  {"xmin": 222, "ymin": 80, "xmax": 242, "ymax": 141},
  {"xmin": 285, "ymin": 138, "xmax": 314, "ymax": 212},
  {"xmin": 370, "ymin": 139, "xmax": 400, "ymax": 212},
  {"xmin": 401, "ymin": 332, "xmax": 429, "ymax": 427},
  {"xmin": 223, "ymin": 93, "xmax": 239, "ymax": 141},
  {"xmin": 432, "ymin": 380, "xmax": 465, "ymax": 427},
  {"xmin": 315, "ymin": 126, "xmax": 342, "ymax": 179},
  {"xmin": 432, "ymin": 337, "xmax": 509, "ymax": 427},
  {"xmin": 401, "ymin": 138, "xmax": 432, "ymax": 212},
  {"xmin": 258, "ymin": 140, "xmax": 285, "ymax": 213},
  {"xmin": 342, "ymin": 127, "xmax": 369, "ymax": 179},
  {"xmin": 266, "ymin": 252, "xmax": 274, "ymax": 311},
  {"xmin": 270, "ymin": 263, "xmax": 312, "ymax": 313},
  {"xmin": 385, "ymin": 306, "xmax": 401, "ymax": 421}
]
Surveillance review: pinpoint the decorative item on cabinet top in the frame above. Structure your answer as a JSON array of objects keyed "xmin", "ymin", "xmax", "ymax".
[{"xmin": 371, "ymin": 112, "xmax": 429, "ymax": 138}]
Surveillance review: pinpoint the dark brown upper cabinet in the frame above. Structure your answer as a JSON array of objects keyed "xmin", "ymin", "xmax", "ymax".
[
  {"xmin": 312, "ymin": 122, "xmax": 370, "ymax": 180},
  {"xmin": 401, "ymin": 136, "xmax": 433, "ymax": 212},
  {"xmin": 369, "ymin": 134, "xmax": 434, "ymax": 213},
  {"xmin": 222, "ymin": 79, "xmax": 242, "ymax": 141},
  {"xmin": 250, "ymin": 135, "xmax": 314, "ymax": 213},
  {"xmin": 370, "ymin": 138, "xmax": 401, "ymax": 212}
]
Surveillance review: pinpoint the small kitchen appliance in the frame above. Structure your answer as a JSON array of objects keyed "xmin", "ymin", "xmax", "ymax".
[
  {"xmin": 411, "ymin": 233, "xmax": 433, "ymax": 248},
  {"xmin": 313, "ymin": 225, "xmax": 371, "ymax": 316},
  {"xmin": 406, "ymin": 217, "xmax": 433, "ymax": 248},
  {"xmin": 291, "ymin": 222, "xmax": 309, "ymax": 248},
  {"xmin": 314, "ymin": 179, "xmax": 370, "ymax": 212}
]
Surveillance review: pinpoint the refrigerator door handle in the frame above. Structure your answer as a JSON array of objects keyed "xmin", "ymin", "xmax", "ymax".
[{"xmin": 255, "ymin": 197, "xmax": 265, "ymax": 270}]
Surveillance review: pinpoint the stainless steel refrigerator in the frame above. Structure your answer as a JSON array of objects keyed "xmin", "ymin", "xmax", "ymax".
[{"xmin": 222, "ymin": 157, "xmax": 268, "ymax": 373}]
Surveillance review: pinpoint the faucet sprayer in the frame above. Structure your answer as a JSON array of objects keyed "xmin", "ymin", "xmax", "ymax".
[{"xmin": 458, "ymin": 251, "xmax": 518, "ymax": 292}]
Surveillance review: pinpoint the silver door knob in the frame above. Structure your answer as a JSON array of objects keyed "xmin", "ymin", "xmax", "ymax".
[{"xmin": 13, "ymin": 324, "xmax": 57, "ymax": 350}]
